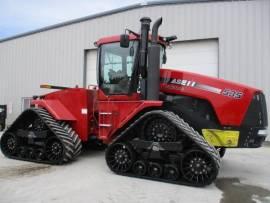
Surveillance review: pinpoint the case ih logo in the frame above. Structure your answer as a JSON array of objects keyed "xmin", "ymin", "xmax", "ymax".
[
  {"xmin": 161, "ymin": 78, "xmax": 196, "ymax": 87},
  {"xmin": 170, "ymin": 79, "xmax": 197, "ymax": 87}
]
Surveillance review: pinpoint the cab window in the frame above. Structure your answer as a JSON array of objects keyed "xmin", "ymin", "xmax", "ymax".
[{"xmin": 99, "ymin": 42, "xmax": 138, "ymax": 95}]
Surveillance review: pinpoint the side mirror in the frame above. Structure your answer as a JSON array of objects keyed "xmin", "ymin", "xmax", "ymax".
[
  {"xmin": 162, "ymin": 53, "xmax": 167, "ymax": 64},
  {"xmin": 120, "ymin": 34, "xmax": 130, "ymax": 48},
  {"xmin": 162, "ymin": 49, "xmax": 167, "ymax": 64},
  {"xmin": 165, "ymin": 35, "xmax": 177, "ymax": 42}
]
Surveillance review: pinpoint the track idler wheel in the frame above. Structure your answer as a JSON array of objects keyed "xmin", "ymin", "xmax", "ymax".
[
  {"xmin": 181, "ymin": 150, "xmax": 218, "ymax": 186},
  {"xmin": 148, "ymin": 162, "xmax": 163, "ymax": 178},
  {"xmin": 164, "ymin": 164, "xmax": 179, "ymax": 181},
  {"xmin": 0, "ymin": 133, "xmax": 18, "ymax": 156},
  {"xmin": 45, "ymin": 137, "xmax": 64, "ymax": 163},
  {"xmin": 106, "ymin": 143, "xmax": 135, "ymax": 173},
  {"xmin": 132, "ymin": 160, "xmax": 147, "ymax": 176}
]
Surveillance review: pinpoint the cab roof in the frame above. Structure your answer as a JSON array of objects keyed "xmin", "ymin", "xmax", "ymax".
[{"xmin": 95, "ymin": 34, "xmax": 167, "ymax": 47}]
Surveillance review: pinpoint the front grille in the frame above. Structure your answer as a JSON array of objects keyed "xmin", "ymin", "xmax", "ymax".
[{"xmin": 242, "ymin": 92, "xmax": 268, "ymax": 127}]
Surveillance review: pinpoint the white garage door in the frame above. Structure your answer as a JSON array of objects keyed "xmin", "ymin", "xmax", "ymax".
[
  {"xmin": 86, "ymin": 49, "xmax": 98, "ymax": 86},
  {"xmin": 163, "ymin": 39, "xmax": 218, "ymax": 77},
  {"xmin": 85, "ymin": 39, "xmax": 218, "ymax": 86}
]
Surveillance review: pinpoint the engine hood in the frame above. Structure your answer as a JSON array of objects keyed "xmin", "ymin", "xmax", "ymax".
[{"xmin": 160, "ymin": 68, "xmax": 261, "ymax": 126}]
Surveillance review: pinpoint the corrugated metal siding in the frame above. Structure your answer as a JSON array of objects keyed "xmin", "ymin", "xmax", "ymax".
[{"xmin": 0, "ymin": 0, "xmax": 269, "ymax": 131}]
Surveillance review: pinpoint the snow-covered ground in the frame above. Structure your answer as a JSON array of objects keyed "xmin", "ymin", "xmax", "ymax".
[{"xmin": 0, "ymin": 142, "xmax": 270, "ymax": 203}]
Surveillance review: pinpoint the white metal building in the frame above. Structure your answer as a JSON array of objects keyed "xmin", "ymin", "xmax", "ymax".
[{"xmin": 0, "ymin": 0, "xmax": 269, "ymax": 134}]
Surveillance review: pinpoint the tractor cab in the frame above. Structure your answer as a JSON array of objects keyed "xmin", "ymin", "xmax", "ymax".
[{"xmin": 95, "ymin": 17, "xmax": 176, "ymax": 99}]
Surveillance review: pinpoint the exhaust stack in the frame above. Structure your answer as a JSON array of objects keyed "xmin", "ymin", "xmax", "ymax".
[
  {"xmin": 146, "ymin": 17, "xmax": 163, "ymax": 100},
  {"xmin": 139, "ymin": 17, "xmax": 151, "ymax": 77}
]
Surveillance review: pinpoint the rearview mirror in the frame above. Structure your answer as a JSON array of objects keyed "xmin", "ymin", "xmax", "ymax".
[
  {"xmin": 162, "ymin": 53, "xmax": 167, "ymax": 64},
  {"xmin": 162, "ymin": 49, "xmax": 167, "ymax": 64},
  {"xmin": 120, "ymin": 34, "xmax": 130, "ymax": 48}
]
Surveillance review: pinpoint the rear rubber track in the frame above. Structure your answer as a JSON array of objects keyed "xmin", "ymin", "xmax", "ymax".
[{"xmin": 106, "ymin": 110, "xmax": 221, "ymax": 187}]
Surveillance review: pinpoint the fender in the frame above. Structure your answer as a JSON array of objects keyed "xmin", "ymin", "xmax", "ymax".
[{"xmin": 31, "ymin": 100, "xmax": 76, "ymax": 121}]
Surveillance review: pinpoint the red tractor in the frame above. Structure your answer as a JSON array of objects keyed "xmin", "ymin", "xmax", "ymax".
[{"xmin": 0, "ymin": 17, "xmax": 268, "ymax": 187}]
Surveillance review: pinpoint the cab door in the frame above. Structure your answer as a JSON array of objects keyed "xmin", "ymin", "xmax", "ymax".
[{"xmin": 97, "ymin": 41, "xmax": 142, "ymax": 142}]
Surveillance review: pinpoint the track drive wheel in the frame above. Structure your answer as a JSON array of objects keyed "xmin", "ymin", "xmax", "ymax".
[
  {"xmin": 133, "ymin": 160, "xmax": 147, "ymax": 176},
  {"xmin": 33, "ymin": 118, "xmax": 47, "ymax": 131},
  {"xmin": 106, "ymin": 142, "xmax": 135, "ymax": 173},
  {"xmin": 45, "ymin": 137, "xmax": 64, "ymax": 163},
  {"xmin": 143, "ymin": 117, "xmax": 178, "ymax": 142},
  {"xmin": 0, "ymin": 133, "xmax": 18, "ymax": 156},
  {"xmin": 181, "ymin": 150, "xmax": 218, "ymax": 186}
]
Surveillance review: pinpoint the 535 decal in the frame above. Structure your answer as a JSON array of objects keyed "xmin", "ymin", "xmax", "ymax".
[{"xmin": 222, "ymin": 89, "xmax": 243, "ymax": 99}]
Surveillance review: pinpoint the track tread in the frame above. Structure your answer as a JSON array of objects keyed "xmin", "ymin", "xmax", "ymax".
[
  {"xmin": 35, "ymin": 108, "xmax": 76, "ymax": 162},
  {"xmin": 108, "ymin": 109, "xmax": 221, "ymax": 186},
  {"xmin": 1, "ymin": 107, "xmax": 82, "ymax": 164},
  {"xmin": 60, "ymin": 122, "xmax": 82, "ymax": 157}
]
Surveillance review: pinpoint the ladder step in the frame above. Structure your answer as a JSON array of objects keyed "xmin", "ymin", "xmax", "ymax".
[
  {"xmin": 99, "ymin": 112, "xmax": 112, "ymax": 115},
  {"xmin": 99, "ymin": 124, "xmax": 112, "ymax": 127}
]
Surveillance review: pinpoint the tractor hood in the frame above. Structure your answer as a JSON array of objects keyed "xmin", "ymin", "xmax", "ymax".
[{"xmin": 160, "ymin": 68, "xmax": 264, "ymax": 127}]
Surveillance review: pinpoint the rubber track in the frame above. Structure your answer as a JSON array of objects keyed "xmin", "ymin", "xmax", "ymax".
[
  {"xmin": 34, "ymin": 108, "xmax": 82, "ymax": 163},
  {"xmin": 112, "ymin": 110, "xmax": 220, "ymax": 169},
  {"xmin": 60, "ymin": 122, "xmax": 82, "ymax": 158},
  {"xmin": 1, "ymin": 108, "xmax": 82, "ymax": 164}
]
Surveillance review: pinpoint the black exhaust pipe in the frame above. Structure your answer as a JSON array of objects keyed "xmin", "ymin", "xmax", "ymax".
[
  {"xmin": 151, "ymin": 17, "xmax": 163, "ymax": 44},
  {"xmin": 147, "ymin": 17, "xmax": 163, "ymax": 100},
  {"xmin": 136, "ymin": 17, "xmax": 151, "ymax": 99},
  {"xmin": 129, "ymin": 17, "xmax": 151, "ymax": 96},
  {"xmin": 139, "ymin": 17, "xmax": 151, "ymax": 78}
]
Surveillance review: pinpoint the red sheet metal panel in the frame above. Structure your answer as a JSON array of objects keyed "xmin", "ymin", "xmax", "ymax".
[{"xmin": 32, "ymin": 100, "xmax": 76, "ymax": 121}]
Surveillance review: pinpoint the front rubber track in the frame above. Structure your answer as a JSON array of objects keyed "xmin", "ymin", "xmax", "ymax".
[{"xmin": 0, "ymin": 108, "xmax": 82, "ymax": 165}]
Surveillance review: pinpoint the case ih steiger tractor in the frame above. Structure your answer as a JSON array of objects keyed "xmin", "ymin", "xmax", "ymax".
[{"xmin": 0, "ymin": 17, "xmax": 268, "ymax": 187}]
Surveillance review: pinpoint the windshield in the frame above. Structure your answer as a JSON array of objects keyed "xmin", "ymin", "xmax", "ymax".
[
  {"xmin": 98, "ymin": 41, "xmax": 165, "ymax": 95},
  {"xmin": 99, "ymin": 41, "xmax": 138, "ymax": 95}
]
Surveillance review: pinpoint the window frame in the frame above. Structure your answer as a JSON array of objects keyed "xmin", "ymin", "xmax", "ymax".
[{"xmin": 98, "ymin": 41, "xmax": 138, "ymax": 95}]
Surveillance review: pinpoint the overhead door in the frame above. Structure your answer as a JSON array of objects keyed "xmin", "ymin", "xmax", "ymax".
[
  {"xmin": 163, "ymin": 39, "xmax": 218, "ymax": 77},
  {"xmin": 86, "ymin": 49, "xmax": 98, "ymax": 86}
]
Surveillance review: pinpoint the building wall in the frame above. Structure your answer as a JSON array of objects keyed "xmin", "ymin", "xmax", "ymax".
[{"xmin": 0, "ymin": 0, "xmax": 269, "ymax": 132}]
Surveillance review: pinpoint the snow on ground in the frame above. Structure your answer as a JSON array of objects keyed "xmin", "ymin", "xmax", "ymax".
[
  {"xmin": 218, "ymin": 144, "xmax": 270, "ymax": 189},
  {"xmin": 0, "ymin": 138, "xmax": 269, "ymax": 203}
]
